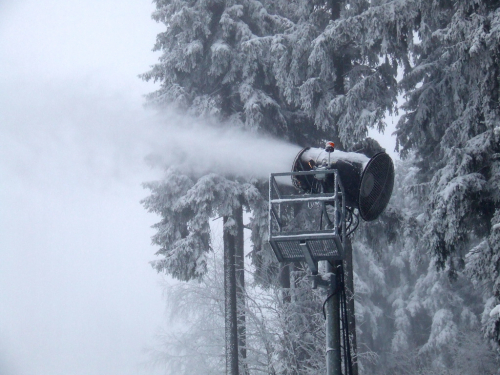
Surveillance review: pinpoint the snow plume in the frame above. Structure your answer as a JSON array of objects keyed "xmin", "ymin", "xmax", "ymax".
[
  {"xmin": 144, "ymin": 111, "xmax": 302, "ymax": 181},
  {"xmin": 1, "ymin": 76, "xmax": 300, "ymax": 192}
]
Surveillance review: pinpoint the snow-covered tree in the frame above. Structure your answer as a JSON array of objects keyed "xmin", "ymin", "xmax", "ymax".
[
  {"xmin": 394, "ymin": 0, "xmax": 500, "ymax": 349},
  {"xmin": 352, "ymin": 155, "xmax": 499, "ymax": 374},
  {"xmin": 141, "ymin": 0, "xmax": 324, "ymax": 144},
  {"xmin": 262, "ymin": 0, "xmax": 417, "ymax": 147},
  {"xmin": 147, "ymin": 250, "xmax": 225, "ymax": 375},
  {"xmin": 143, "ymin": 170, "xmax": 240, "ymax": 280},
  {"xmin": 142, "ymin": 167, "xmax": 267, "ymax": 374},
  {"xmin": 147, "ymin": 238, "xmax": 329, "ymax": 375},
  {"xmin": 141, "ymin": 1, "xmax": 292, "ymax": 371}
]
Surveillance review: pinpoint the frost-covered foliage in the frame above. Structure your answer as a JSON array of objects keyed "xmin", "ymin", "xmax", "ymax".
[
  {"xmin": 141, "ymin": 0, "xmax": 309, "ymax": 141},
  {"xmin": 264, "ymin": 0, "xmax": 407, "ymax": 146},
  {"xmin": 149, "ymin": 244, "xmax": 327, "ymax": 375},
  {"xmin": 147, "ymin": 251, "xmax": 226, "ymax": 374},
  {"xmin": 142, "ymin": 0, "xmax": 412, "ymax": 146},
  {"xmin": 393, "ymin": 0, "xmax": 500, "ymax": 348},
  {"xmin": 244, "ymin": 265, "xmax": 327, "ymax": 375},
  {"xmin": 352, "ymin": 156, "xmax": 499, "ymax": 374},
  {"xmin": 142, "ymin": 168, "xmax": 266, "ymax": 281}
]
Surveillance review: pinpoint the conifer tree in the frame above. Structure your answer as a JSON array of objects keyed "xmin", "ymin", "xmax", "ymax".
[
  {"xmin": 141, "ymin": 0, "xmax": 324, "ymax": 144},
  {"xmin": 395, "ymin": 0, "xmax": 500, "ymax": 348},
  {"xmin": 352, "ymin": 155, "xmax": 499, "ymax": 374},
  {"xmin": 263, "ymin": 0, "xmax": 409, "ymax": 148},
  {"xmin": 141, "ymin": 0, "xmax": 292, "ymax": 371},
  {"xmin": 142, "ymin": 169, "xmax": 266, "ymax": 373}
]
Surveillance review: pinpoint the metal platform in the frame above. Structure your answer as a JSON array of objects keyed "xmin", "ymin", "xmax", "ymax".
[{"xmin": 268, "ymin": 170, "xmax": 346, "ymax": 274}]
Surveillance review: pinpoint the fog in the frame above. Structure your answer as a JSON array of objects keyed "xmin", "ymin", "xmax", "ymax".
[{"xmin": 0, "ymin": 1, "xmax": 167, "ymax": 374}]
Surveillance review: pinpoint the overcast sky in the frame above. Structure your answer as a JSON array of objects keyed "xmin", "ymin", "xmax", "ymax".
[
  {"xmin": 0, "ymin": 1, "xmax": 169, "ymax": 374},
  {"xmin": 0, "ymin": 1, "xmax": 399, "ymax": 374}
]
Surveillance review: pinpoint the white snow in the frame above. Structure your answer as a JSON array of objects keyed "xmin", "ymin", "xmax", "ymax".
[
  {"xmin": 439, "ymin": 173, "xmax": 484, "ymax": 201},
  {"xmin": 271, "ymin": 195, "xmax": 339, "ymax": 203},
  {"xmin": 301, "ymin": 148, "xmax": 370, "ymax": 168},
  {"xmin": 489, "ymin": 304, "xmax": 500, "ymax": 318}
]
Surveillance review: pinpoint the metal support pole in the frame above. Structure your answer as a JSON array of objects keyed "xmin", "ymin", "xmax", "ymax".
[{"xmin": 326, "ymin": 261, "xmax": 341, "ymax": 375}]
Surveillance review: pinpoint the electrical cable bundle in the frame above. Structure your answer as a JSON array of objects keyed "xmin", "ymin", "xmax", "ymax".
[
  {"xmin": 322, "ymin": 261, "xmax": 354, "ymax": 375},
  {"xmin": 345, "ymin": 207, "xmax": 359, "ymax": 237},
  {"xmin": 338, "ymin": 262, "xmax": 354, "ymax": 375}
]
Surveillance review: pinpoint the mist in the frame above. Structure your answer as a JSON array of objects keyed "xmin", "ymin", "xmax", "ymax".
[
  {"xmin": 0, "ymin": 77, "xmax": 300, "ymax": 375},
  {"xmin": 0, "ymin": 1, "xmax": 167, "ymax": 374}
]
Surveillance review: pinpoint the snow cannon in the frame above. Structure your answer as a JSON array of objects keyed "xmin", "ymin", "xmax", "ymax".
[{"xmin": 291, "ymin": 145, "xmax": 394, "ymax": 221}]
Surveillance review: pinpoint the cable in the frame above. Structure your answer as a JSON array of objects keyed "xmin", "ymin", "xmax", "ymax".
[
  {"xmin": 340, "ymin": 264, "xmax": 354, "ymax": 375},
  {"xmin": 323, "ymin": 261, "xmax": 354, "ymax": 375},
  {"xmin": 344, "ymin": 209, "xmax": 352, "ymax": 233},
  {"xmin": 346, "ymin": 207, "xmax": 359, "ymax": 237},
  {"xmin": 322, "ymin": 284, "xmax": 341, "ymax": 320}
]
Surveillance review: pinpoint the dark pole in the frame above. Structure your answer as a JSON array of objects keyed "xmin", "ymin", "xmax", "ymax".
[
  {"xmin": 224, "ymin": 215, "xmax": 239, "ymax": 375},
  {"xmin": 344, "ymin": 237, "xmax": 358, "ymax": 375},
  {"xmin": 278, "ymin": 262, "xmax": 291, "ymax": 303},
  {"xmin": 234, "ymin": 206, "xmax": 248, "ymax": 375},
  {"xmin": 325, "ymin": 260, "xmax": 342, "ymax": 375}
]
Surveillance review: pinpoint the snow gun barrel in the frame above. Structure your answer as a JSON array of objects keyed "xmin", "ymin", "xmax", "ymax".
[{"xmin": 291, "ymin": 146, "xmax": 395, "ymax": 221}]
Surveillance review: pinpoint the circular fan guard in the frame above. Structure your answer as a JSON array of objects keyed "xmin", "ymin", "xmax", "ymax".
[{"xmin": 358, "ymin": 152, "xmax": 394, "ymax": 221}]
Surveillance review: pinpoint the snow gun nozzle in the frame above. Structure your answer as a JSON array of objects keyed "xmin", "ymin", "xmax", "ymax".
[{"xmin": 291, "ymin": 144, "xmax": 395, "ymax": 221}]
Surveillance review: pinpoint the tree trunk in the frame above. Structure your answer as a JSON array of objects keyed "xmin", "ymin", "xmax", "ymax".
[
  {"xmin": 234, "ymin": 206, "xmax": 248, "ymax": 375},
  {"xmin": 224, "ymin": 215, "xmax": 239, "ymax": 375},
  {"xmin": 279, "ymin": 262, "xmax": 291, "ymax": 303},
  {"xmin": 344, "ymin": 237, "xmax": 358, "ymax": 375},
  {"xmin": 330, "ymin": 0, "xmax": 350, "ymax": 152},
  {"xmin": 327, "ymin": 2, "xmax": 357, "ymax": 370}
]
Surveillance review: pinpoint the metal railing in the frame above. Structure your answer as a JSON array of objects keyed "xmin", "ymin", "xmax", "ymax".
[{"xmin": 268, "ymin": 169, "xmax": 346, "ymax": 274}]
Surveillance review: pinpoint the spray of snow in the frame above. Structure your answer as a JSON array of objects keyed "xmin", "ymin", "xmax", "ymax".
[
  {"xmin": 0, "ymin": 73, "xmax": 304, "ymax": 375},
  {"xmin": 143, "ymin": 110, "xmax": 302, "ymax": 181},
  {"xmin": 1, "ymin": 76, "xmax": 301, "ymax": 191}
]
